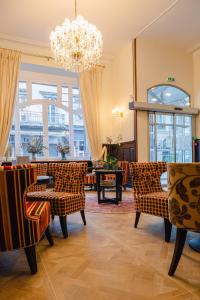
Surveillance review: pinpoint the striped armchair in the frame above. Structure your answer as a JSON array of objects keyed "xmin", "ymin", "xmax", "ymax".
[
  {"xmin": 27, "ymin": 162, "xmax": 88, "ymax": 238},
  {"xmin": 129, "ymin": 162, "xmax": 172, "ymax": 242},
  {"xmin": 0, "ymin": 165, "xmax": 53, "ymax": 274}
]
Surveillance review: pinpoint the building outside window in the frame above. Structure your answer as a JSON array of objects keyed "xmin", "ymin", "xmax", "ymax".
[
  {"xmin": 148, "ymin": 84, "xmax": 192, "ymax": 163},
  {"xmin": 9, "ymin": 64, "xmax": 90, "ymax": 160}
]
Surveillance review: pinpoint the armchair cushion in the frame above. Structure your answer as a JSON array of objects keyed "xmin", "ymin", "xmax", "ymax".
[
  {"xmin": 27, "ymin": 191, "xmax": 84, "ymax": 216},
  {"xmin": 138, "ymin": 191, "xmax": 169, "ymax": 218},
  {"xmin": 26, "ymin": 201, "xmax": 51, "ymax": 236}
]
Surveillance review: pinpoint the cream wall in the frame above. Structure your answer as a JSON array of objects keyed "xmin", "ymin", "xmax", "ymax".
[
  {"xmin": 193, "ymin": 49, "xmax": 200, "ymax": 138},
  {"xmin": 136, "ymin": 38, "xmax": 194, "ymax": 161},
  {"xmin": 109, "ymin": 42, "xmax": 134, "ymax": 143},
  {"xmin": 100, "ymin": 60, "xmax": 113, "ymax": 141}
]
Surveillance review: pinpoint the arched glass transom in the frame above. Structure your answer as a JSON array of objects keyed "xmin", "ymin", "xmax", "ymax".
[{"xmin": 148, "ymin": 85, "xmax": 190, "ymax": 107}]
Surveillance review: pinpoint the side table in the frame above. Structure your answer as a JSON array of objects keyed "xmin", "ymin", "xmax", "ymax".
[{"xmin": 95, "ymin": 169, "xmax": 123, "ymax": 205}]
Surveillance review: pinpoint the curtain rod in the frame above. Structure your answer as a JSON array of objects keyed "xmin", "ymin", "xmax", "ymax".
[
  {"xmin": 0, "ymin": 47, "xmax": 105, "ymax": 68},
  {"xmin": 22, "ymin": 50, "xmax": 106, "ymax": 68},
  {"xmin": 22, "ymin": 50, "xmax": 105, "ymax": 68}
]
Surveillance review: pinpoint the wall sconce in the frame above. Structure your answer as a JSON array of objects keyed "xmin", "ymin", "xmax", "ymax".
[{"xmin": 112, "ymin": 107, "xmax": 124, "ymax": 118}]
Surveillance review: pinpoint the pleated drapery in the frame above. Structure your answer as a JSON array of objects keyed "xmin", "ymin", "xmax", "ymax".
[
  {"xmin": 0, "ymin": 49, "xmax": 21, "ymax": 160},
  {"xmin": 79, "ymin": 66, "xmax": 103, "ymax": 160}
]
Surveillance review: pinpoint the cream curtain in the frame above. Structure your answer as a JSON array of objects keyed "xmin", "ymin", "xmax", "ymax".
[
  {"xmin": 0, "ymin": 49, "xmax": 21, "ymax": 160},
  {"xmin": 79, "ymin": 66, "xmax": 103, "ymax": 160}
]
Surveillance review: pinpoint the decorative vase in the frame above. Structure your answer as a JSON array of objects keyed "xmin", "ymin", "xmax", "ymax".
[
  {"xmin": 61, "ymin": 152, "xmax": 66, "ymax": 160},
  {"xmin": 32, "ymin": 152, "xmax": 36, "ymax": 161}
]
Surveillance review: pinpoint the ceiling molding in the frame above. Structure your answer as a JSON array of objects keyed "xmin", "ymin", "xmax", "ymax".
[
  {"xmin": 133, "ymin": 0, "xmax": 180, "ymax": 39},
  {"xmin": 0, "ymin": 32, "xmax": 49, "ymax": 48},
  {"xmin": 188, "ymin": 42, "xmax": 200, "ymax": 54}
]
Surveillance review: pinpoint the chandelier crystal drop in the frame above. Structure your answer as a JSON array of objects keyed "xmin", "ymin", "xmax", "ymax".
[{"xmin": 50, "ymin": 13, "xmax": 103, "ymax": 73}]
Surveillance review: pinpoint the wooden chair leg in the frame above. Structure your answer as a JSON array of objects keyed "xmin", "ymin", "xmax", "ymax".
[
  {"xmin": 80, "ymin": 209, "xmax": 86, "ymax": 225},
  {"xmin": 45, "ymin": 225, "xmax": 54, "ymax": 246},
  {"xmin": 24, "ymin": 245, "xmax": 37, "ymax": 274},
  {"xmin": 59, "ymin": 216, "xmax": 68, "ymax": 238},
  {"xmin": 134, "ymin": 211, "xmax": 141, "ymax": 228},
  {"xmin": 168, "ymin": 228, "xmax": 187, "ymax": 276},
  {"xmin": 164, "ymin": 218, "xmax": 172, "ymax": 242}
]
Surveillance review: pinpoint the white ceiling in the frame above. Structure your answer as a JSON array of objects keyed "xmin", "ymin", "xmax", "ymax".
[
  {"xmin": 140, "ymin": 0, "xmax": 200, "ymax": 52},
  {"xmin": 0, "ymin": 0, "xmax": 199, "ymax": 58}
]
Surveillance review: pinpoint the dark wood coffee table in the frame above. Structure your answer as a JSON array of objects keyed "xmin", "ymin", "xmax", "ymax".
[{"xmin": 95, "ymin": 169, "xmax": 123, "ymax": 205}]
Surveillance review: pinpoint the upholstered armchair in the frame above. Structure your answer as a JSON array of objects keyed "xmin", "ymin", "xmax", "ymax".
[
  {"xmin": 0, "ymin": 165, "xmax": 53, "ymax": 274},
  {"xmin": 27, "ymin": 163, "xmax": 48, "ymax": 192},
  {"xmin": 27, "ymin": 162, "xmax": 88, "ymax": 238},
  {"xmin": 167, "ymin": 163, "xmax": 200, "ymax": 276},
  {"xmin": 129, "ymin": 162, "xmax": 172, "ymax": 242}
]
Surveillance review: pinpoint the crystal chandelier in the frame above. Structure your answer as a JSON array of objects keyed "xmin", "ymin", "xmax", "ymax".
[{"xmin": 50, "ymin": 0, "xmax": 103, "ymax": 72}]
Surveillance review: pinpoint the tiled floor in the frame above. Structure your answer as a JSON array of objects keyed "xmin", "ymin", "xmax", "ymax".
[{"xmin": 0, "ymin": 190, "xmax": 200, "ymax": 300}]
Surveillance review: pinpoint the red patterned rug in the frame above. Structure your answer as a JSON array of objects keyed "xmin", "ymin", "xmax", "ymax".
[{"xmin": 85, "ymin": 191, "xmax": 135, "ymax": 214}]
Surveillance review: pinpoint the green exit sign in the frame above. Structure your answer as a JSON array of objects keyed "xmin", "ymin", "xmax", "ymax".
[{"xmin": 167, "ymin": 76, "xmax": 175, "ymax": 82}]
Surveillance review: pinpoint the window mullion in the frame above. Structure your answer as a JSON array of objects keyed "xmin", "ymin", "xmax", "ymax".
[
  {"xmin": 43, "ymin": 104, "xmax": 49, "ymax": 158},
  {"xmin": 27, "ymin": 80, "xmax": 32, "ymax": 105},
  {"xmin": 15, "ymin": 97, "xmax": 21, "ymax": 156},
  {"xmin": 68, "ymin": 86, "xmax": 74, "ymax": 158},
  {"xmin": 154, "ymin": 113, "xmax": 157, "ymax": 162},
  {"xmin": 57, "ymin": 85, "xmax": 62, "ymax": 105},
  {"xmin": 173, "ymin": 114, "xmax": 176, "ymax": 162}
]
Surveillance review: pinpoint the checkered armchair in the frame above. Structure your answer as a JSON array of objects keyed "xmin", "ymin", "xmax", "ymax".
[
  {"xmin": 0, "ymin": 165, "xmax": 53, "ymax": 274},
  {"xmin": 27, "ymin": 163, "xmax": 48, "ymax": 192},
  {"xmin": 168, "ymin": 163, "xmax": 200, "ymax": 276},
  {"xmin": 27, "ymin": 162, "xmax": 88, "ymax": 238},
  {"xmin": 129, "ymin": 162, "xmax": 172, "ymax": 242}
]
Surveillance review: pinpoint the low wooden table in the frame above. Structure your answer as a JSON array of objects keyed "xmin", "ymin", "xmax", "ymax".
[{"xmin": 95, "ymin": 169, "xmax": 123, "ymax": 205}]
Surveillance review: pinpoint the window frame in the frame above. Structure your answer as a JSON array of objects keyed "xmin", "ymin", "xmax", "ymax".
[
  {"xmin": 11, "ymin": 69, "xmax": 90, "ymax": 160},
  {"xmin": 147, "ymin": 84, "xmax": 193, "ymax": 163}
]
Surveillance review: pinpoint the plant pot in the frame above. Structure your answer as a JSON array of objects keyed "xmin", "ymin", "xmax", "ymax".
[
  {"xmin": 61, "ymin": 152, "xmax": 66, "ymax": 160},
  {"xmin": 32, "ymin": 153, "xmax": 36, "ymax": 161}
]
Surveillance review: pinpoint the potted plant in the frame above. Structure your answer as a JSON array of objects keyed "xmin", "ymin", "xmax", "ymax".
[
  {"xmin": 56, "ymin": 139, "xmax": 70, "ymax": 160},
  {"xmin": 4, "ymin": 144, "xmax": 12, "ymax": 161},
  {"xmin": 25, "ymin": 137, "xmax": 46, "ymax": 160},
  {"xmin": 103, "ymin": 155, "xmax": 118, "ymax": 170}
]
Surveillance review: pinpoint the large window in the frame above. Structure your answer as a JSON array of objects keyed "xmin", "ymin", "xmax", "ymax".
[
  {"xmin": 9, "ymin": 64, "xmax": 90, "ymax": 160},
  {"xmin": 148, "ymin": 85, "xmax": 192, "ymax": 163}
]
